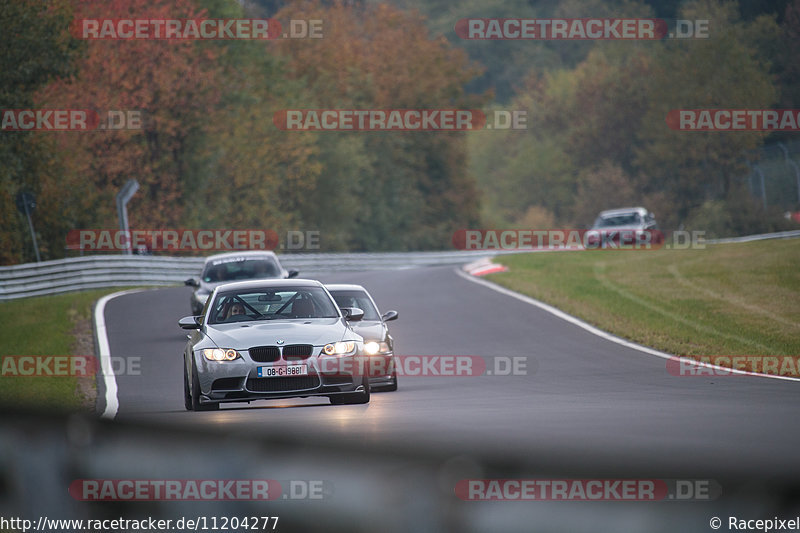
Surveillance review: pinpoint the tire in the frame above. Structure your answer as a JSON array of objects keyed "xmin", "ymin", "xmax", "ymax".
[
  {"xmin": 191, "ymin": 361, "xmax": 219, "ymax": 411},
  {"xmin": 183, "ymin": 360, "xmax": 193, "ymax": 411},
  {"xmin": 338, "ymin": 377, "xmax": 371, "ymax": 405},
  {"xmin": 383, "ymin": 371, "xmax": 398, "ymax": 392}
]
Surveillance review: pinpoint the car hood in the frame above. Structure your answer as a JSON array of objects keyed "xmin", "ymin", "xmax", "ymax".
[
  {"xmin": 205, "ymin": 318, "xmax": 357, "ymax": 349},
  {"xmin": 347, "ymin": 321, "xmax": 386, "ymax": 342}
]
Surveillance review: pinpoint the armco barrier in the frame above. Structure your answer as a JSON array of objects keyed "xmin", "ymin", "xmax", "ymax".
[
  {"xmin": 0, "ymin": 251, "xmax": 500, "ymax": 301},
  {"xmin": 3, "ymin": 228, "xmax": 798, "ymax": 301},
  {"xmin": 703, "ymin": 228, "xmax": 800, "ymax": 244}
]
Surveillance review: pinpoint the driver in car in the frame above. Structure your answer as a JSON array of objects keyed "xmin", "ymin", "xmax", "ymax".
[{"xmin": 226, "ymin": 302, "xmax": 246, "ymax": 320}]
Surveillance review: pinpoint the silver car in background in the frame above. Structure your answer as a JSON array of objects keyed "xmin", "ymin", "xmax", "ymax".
[
  {"xmin": 185, "ymin": 251, "xmax": 299, "ymax": 315},
  {"xmin": 327, "ymin": 284, "xmax": 398, "ymax": 391},
  {"xmin": 591, "ymin": 207, "xmax": 658, "ymax": 231},
  {"xmin": 179, "ymin": 279, "xmax": 369, "ymax": 410},
  {"xmin": 588, "ymin": 206, "xmax": 663, "ymax": 248}
]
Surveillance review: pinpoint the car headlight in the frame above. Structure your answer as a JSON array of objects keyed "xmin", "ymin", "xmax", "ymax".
[
  {"xmin": 323, "ymin": 341, "xmax": 356, "ymax": 356},
  {"xmin": 364, "ymin": 341, "xmax": 390, "ymax": 355},
  {"xmin": 202, "ymin": 348, "xmax": 241, "ymax": 361}
]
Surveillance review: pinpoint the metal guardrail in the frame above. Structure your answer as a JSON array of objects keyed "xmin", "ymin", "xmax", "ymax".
[
  {"xmin": 703, "ymin": 229, "xmax": 800, "ymax": 244},
  {"xmin": 0, "ymin": 255, "xmax": 203, "ymax": 300},
  {"xmin": 0, "ymin": 251, "xmax": 499, "ymax": 301},
  {"xmin": 2, "ymin": 227, "xmax": 798, "ymax": 301}
]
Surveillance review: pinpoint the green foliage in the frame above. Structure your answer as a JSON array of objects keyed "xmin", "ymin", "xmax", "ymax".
[
  {"xmin": 1, "ymin": 0, "xmax": 797, "ymax": 264},
  {"xmin": 682, "ymin": 187, "xmax": 796, "ymax": 238},
  {"xmin": 0, "ymin": 0, "xmax": 84, "ymax": 264},
  {"xmin": 634, "ymin": 0, "xmax": 779, "ymax": 227},
  {"xmin": 467, "ymin": 0, "xmax": 791, "ymax": 233},
  {"xmin": 269, "ymin": 0, "xmax": 485, "ymax": 251}
]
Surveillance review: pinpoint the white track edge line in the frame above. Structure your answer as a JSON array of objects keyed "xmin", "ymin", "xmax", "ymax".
[
  {"xmin": 95, "ymin": 289, "xmax": 146, "ymax": 419},
  {"xmin": 454, "ymin": 267, "xmax": 800, "ymax": 383}
]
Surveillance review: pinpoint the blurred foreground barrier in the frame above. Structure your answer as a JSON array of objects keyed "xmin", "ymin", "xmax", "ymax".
[{"xmin": 1, "ymin": 411, "xmax": 798, "ymax": 533}]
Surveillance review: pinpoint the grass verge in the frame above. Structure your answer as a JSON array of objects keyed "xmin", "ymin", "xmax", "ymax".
[
  {"xmin": 0, "ymin": 288, "xmax": 134, "ymax": 411},
  {"xmin": 486, "ymin": 239, "xmax": 800, "ymax": 357}
]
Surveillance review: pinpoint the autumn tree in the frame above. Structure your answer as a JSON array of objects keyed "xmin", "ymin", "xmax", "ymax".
[
  {"xmin": 34, "ymin": 0, "xmax": 223, "ymax": 257},
  {"xmin": 0, "ymin": 0, "xmax": 84, "ymax": 264},
  {"xmin": 468, "ymin": 0, "xmax": 783, "ymax": 233},
  {"xmin": 634, "ymin": 0, "xmax": 779, "ymax": 226},
  {"xmin": 271, "ymin": 1, "xmax": 486, "ymax": 250}
]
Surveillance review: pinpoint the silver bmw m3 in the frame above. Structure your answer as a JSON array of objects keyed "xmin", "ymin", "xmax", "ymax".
[{"xmin": 179, "ymin": 278, "xmax": 370, "ymax": 411}]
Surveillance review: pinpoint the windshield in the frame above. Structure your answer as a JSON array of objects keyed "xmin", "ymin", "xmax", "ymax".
[
  {"xmin": 208, "ymin": 286, "xmax": 339, "ymax": 324},
  {"xmin": 592, "ymin": 213, "xmax": 642, "ymax": 228},
  {"xmin": 330, "ymin": 290, "xmax": 381, "ymax": 321},
  {"xmin": 202, "ymin": 257, "xmax": 281, "ymax": 283}
]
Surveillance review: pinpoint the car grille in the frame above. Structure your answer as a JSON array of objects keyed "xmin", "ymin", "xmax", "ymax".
[
  {"xmin": 282, "ymin": 344, "xmax": 313, "ymax": 361},
  {"xmin": 249, "ymin": 346, "xmax": 280, "ymax": 363},
  {"xmin": 246, "ymin": 375, "xmax": 320, "ymax": 393},
  {"xmin": 249, "ymin": 345, "xmax": 314, "ymax": 362}
]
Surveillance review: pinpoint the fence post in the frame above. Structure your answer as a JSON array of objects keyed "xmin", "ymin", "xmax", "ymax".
[
  {"xmin": 749, "ymin": 162, "xmax": 767, "ymax": 209},
  {"xmin": 116, "ymin": 180, "xmax": 139, "ymax": 255},
  {"xmin": 778, "ymin": 143, "xmax": 800, "ymax": 206}
]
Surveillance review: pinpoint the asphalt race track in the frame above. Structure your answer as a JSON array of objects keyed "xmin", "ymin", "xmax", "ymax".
[{"xmin": 100, "ymin": 265, "xmax": 800, "ymax": 480}]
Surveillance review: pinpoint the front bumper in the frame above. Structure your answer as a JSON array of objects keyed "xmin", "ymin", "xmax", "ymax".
[
  {"xmin": 194, "ymin": 351, "xmax": 366, "ymax": 404},
  {"xmin": 364, "ymin": 353, "xmax": 395, "ymax": 385}
]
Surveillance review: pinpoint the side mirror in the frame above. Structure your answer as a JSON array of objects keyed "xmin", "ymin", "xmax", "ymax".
[
  {"xmin": 184, "ymin": 278, "xmax": 200, "ymax": 288},
  {"xmin": 287, "ymin": 270, "xmax": 299, "ymax": 279},
  {"xmin": 341, "ymin": 307, "xmax": 364, "ymax": 321},
  {"xmin": 381, "ymin": 310, "xmax": 398, "ymax": 322},
  {"xmin": 178, "ymin": 316, "xmax": 201, "ymax": 329}
]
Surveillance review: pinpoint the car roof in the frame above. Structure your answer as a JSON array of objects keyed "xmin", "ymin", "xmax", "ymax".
[
  {"xmin": 597, "ymin": 206, "xmax": 649, "ymax": 217},
  {"xmin": 214, "ymin": 278, "xmax": 323, "ymax": 292},
  {"xmin": 325, "ymin": 284, "xmax": 368, "ymax": 292},
  {"xmin": 203, "ymin": 250, "xmax": 280, "ymax": 265}
]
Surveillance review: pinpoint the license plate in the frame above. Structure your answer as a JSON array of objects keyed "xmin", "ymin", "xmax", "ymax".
[{"xmin": 258, "ymin": 365, "xmax": 308, "ymax": 378}]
